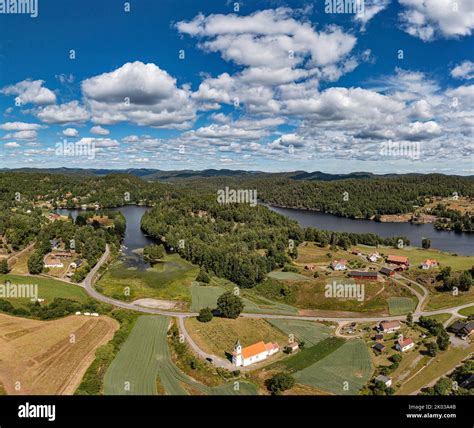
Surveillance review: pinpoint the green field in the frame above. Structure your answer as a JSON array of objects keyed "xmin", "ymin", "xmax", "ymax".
[
  {"xmin": 268, "ymin": 319, "xmax": 333, "ymax": 346},
  {"xmin": 425, "ymin": 313, "xmax": 452, "ymax": 325},
  {"xmin": 388, "ymin": 297, "xmax": 416, "ymax": 316},
  {"xmin": 267, "ymin": 271, "xmax": 309, "ymax": 281},
  {"xmin": 240, "ymin": 294, "xmax": 298, "ymax": 315},
  {"xmin": 190, "ymin": 282, "xmax": 224, "ymax": 311},
  {"xmin": 191, "ymin": 280, "xmax": 298, "ymax": 315},
  {"xmin": 104, "ymin": 315, "xmax": 168, "ymax": 395},
  {"xmin": 105, "ymin": 315, "xmax": 258, "ymax": 395},
  {"xmin": 293, "ymin": 339, "xmax": 373, "ymax": 395},
  {"xmin": 97, "ymin": 254, "xmax": 198, "ymax": 303},
  {"xmin": 354, "ymin": 245, "xmax": 474, "ymax": 271},
  {"xmin": 459, "ymin": 306, "xmax": 474, "ymax": 317},
  {"xmin": 0, "ymin": 274, "xmax": 88, "ymax": 307},
  {"xmin": 274, "ymin": 337, "xmax": 345, "ymax": 372}
]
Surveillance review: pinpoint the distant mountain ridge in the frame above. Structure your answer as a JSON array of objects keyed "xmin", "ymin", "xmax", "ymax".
[{"xmin": 0, "ymin": 167, "xmax": 472, "ymax": 181}]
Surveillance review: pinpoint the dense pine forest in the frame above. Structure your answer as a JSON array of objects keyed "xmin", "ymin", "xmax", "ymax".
[
  {"xmin": 0, "ymin": 170, "xmax": 471, "ymax": 289},
  {"xmin": 140, "ymin": 195, "xmax": 410, "ymax": 288},
  {"xmin": 238, "ymin": 174, "xmax": 474, "ymax": 219}
]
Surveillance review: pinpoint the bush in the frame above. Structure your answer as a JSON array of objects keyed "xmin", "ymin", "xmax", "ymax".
[
  {"xmin": 216, "ymin": 291, "xmax": 244, "ymax": 319},
  {"xmin": 0, "ymin": 299, "xmax": 14, "ymax": 313},
  {"xmin": 197, "ymin": 307, "xmax": 213, "ymax": 323},
  {"xmin": 143, "ymin": 244, "xmax": 164, "ymax": 265},
  {"xmin": 196, "ymin": 268, "xmax": 210, "ymax": 284},
  {"xmin": 265, "ymin": 373, "xmax": 295, "ymax": 395},
  {"xmin": 0, "ymin": 259, "xmax": 9, "ymax": 274},
  {"xmin": 27, "ymin": 252, "xmax": 44, "ymax": 274}
]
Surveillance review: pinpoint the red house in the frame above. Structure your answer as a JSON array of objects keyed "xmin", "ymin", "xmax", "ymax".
[{"xmin": 387, "ymin": 255, "xmax": 409, "ymax": 266}]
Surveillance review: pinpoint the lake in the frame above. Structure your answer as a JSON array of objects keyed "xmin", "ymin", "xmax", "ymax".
[
  {"xmin": 58, "ymin": 204, "xmax": 473, "ymax": 257},
  {"xmin": 56, "ymin": 205, "xmax": 154, "ymax": 268},
  {"xmin": 267, "ymin": 205, "xmax": 474, "ymax": 256}
]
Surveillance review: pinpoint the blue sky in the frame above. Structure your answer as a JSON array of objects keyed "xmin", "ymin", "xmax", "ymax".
[{"xmin": 0, "ymin": 0, "xmax": 473, "ymax": 173}]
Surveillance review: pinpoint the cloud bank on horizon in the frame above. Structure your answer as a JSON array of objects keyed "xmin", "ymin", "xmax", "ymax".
[{"xmin": 0, "ymin": 0, "xmax": 472, "ymax": 174}]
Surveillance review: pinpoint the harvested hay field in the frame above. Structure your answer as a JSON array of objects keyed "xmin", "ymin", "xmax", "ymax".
[{"xmin": 0, "ymin": 313, "xmax": 118, "ymax": 395}]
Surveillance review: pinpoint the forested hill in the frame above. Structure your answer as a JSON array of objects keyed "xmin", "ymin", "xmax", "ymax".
[
  {"xmin": 0, "ymin": 172, "xmax": 174, "ymax": 207},
  {"xmin": 140, "ymin": 194, "xmax": 409, "ymax": 289},
  {"xmin": 4, "ymin": 167, "xmax": 473, "ymax": 182},
  {"xmin": 170, "ymin": 174, "xmax": 474, "ymax": 220}
]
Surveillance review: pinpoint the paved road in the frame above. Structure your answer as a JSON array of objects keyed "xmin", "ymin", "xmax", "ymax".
[
  {"xmin": 178, "ymin": 316, "xmax": 236, "ymax": 370},
  {"xmin": 80, "ymin": 245, "xmax": 473, "ymax": 323},
  {"xmin": 81, "ymin": 246, "xmax": 199, "ymax": 317},
  {"xmin": 71, "ymin": 244, "xmax": 473, "ymax": 372}
]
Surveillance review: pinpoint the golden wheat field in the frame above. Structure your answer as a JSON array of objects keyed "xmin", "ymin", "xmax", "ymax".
[{"xmin": 0, "ymin": 313, "xmax": 118, "ymax": 395}]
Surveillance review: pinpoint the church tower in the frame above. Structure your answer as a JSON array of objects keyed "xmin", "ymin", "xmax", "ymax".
[{"xmin": 232, "ymin": 339, "xmax": 243, "ymax": 366}]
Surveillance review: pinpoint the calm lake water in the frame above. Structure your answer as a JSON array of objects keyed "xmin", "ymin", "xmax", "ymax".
[
  {"xmin": 58, "ymin": 204, "xmax": 474, "ymax": 257},
  {"xmin": 267, "ymin": 205, "xmax": 474, "ymax": 256},
  {"xmin": 56, "ymin": 205, "xmax": 154, "ymax": 268}
]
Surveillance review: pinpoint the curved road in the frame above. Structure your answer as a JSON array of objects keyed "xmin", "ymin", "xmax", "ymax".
[
  {"xmin": 75, "ymin": 245, "xmax": 474, "ymax": 371},
  {"xmin": 82, "ymin": 245, "xmax": 473, "ymax": 323}
]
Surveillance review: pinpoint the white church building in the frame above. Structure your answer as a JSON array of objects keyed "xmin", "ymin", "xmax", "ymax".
[{"xmin": 232, "ymin": 339, "xmax": 279, "ymax": 367}]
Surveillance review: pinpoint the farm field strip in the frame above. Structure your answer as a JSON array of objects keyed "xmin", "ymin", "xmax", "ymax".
[
  {"xmin": 104, "ymin": 315, "xmax": 168, "ymax": 395},
  {"xmin": 267, "ymin": 319, "xmax": 333, "ymax": 346},
  {"xmin": 276, "ymin": 337, "xmax": 346, "ymax": 372},
  {"xmin": 388, "ymin": 297, "xmax": 417, "ymax": 316},
  {"xmin": 267, "ymin": 271, "xmax": 309, "ymax": 281},
  {"xmin": 0, "ymin": 274, "xmax": 88, "ymax": 307},
  {"xmin": 293, "ymin": 339, "xmax": 373, "ymax": 395}
]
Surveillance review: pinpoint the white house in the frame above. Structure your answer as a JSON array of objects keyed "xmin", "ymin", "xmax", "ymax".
[
  {"xmin": 44, "ymin": 258, "xmax": 64, "ymax": 268},
  {"xmin": 375, "ymin": 375, "xmax": 392, "ymax": 388},
  {"xmin": 421, "ymin": 259, "xmax": 438, "ymax": 270},
  {"xmin": 331, "ymin": 259, "xmax": 347, "ymax": 271},
  {"xmin": 379, "ymin": 321, "xmax": 401, "ymax": 333},
  {"xmin": 368, "ymin": 253, "xmax": 380, "ymax": 262},
  {"xmin": 232, "ymin": 340, "xmax": 279, "ymax": 367},
  {"xmin": 396, "ymin": 337, "xmax": 415, "ymax": 352}
]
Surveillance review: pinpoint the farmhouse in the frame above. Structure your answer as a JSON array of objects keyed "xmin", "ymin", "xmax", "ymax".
[
  {"xmin": 232, "ymin": 339, "xmax": 279, "ymax": 367},
  {"xmin": 379, "ymin": 320, "xmax": 401, "ymax": 333},
  {"xmin": 373, "ymin": 343, "xmax": 386, "ymax": 353},
  {"xmin": 375, "ymin": 375, "xmax": 392, "ymax": 387},
  {"xmin": 386, "ymin": 255, "xmax": 409, "ymax": 266},
  {"xmin": 375, "ymin": 333, "xmax": 384, "ymax": 341},
  {"xmin": 71, "ymin": 259, "xmax": 83, "ymax": 269},
  {"xmin": 449, "ymin": 321, "xmax": 474, "ymax": 339},
  {"xmin": 47, "ymin": 213, "xmax": 67, "ymax": 221},
  {"xmin": 396, "ymin": 337, "xmax": 415, "ymax": 352},
  {"xmin": 53, "ymin": 251, "xmax": 73, "ymax": 259},
  {"xmin": 349, "ymin": 271, "xmax": 378, "ymax": 281},
  {"xmin": 379, "ymin": 267, "xmax": 395, "ymax": 277},
  {"xmin": 44, "ymin": 257, "xmax": 63, "ymax": 268},
  {"xmin": 331, "ymin": 259, "xmax": 347, "ymax": 271},
  {"xmin": 368, "ymin": 252, "xmax": 380, "ymax": 262},
  {"xmin": 421, "ymin": 259, "xmax": 438, "ymax": 269}
]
